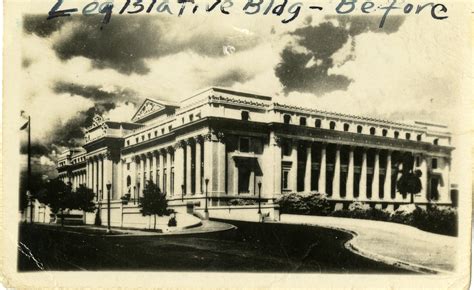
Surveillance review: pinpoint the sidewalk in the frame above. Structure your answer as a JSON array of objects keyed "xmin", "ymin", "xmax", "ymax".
[
  {"xmin": 279, "ymin": 214, "xmax": 457, "ymax": 274},
  {"xmin": 30, "ymin": 220, "xmax": 236, "ymax": 237}
]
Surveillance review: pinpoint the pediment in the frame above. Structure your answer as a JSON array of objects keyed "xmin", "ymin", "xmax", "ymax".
[{"xmin": 131, "ymin": 98, "xmax": 166, "ymax": 122}]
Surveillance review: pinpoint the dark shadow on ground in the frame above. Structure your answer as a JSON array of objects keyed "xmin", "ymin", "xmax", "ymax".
[{"xmin": 18, "ymin": 221, "xmax": 412, "ymax": 273}]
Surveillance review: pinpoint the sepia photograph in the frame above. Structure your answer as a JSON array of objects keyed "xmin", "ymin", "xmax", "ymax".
[{"xmin": 2, "ymin": 0, "xmax": 472, "ymax": 288}]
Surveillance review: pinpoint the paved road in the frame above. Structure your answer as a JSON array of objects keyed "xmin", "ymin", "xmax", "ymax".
[
  {"xmin": 280, "ymin": 215, "xmax": 457, "ymax": 273},
  {"xmin": 18, "ymin": 221, "xmax": 410, "ymax": 273}
]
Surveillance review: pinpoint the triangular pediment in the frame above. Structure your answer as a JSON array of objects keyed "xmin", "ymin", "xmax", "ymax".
[{"xmin": 131, "ymin": 98, "xmax": 166, "ymax": 122}]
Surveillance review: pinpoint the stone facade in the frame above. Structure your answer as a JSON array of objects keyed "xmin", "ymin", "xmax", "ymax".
[{"xmin": 57, "ymin": 87, "xmax": 454, "ymax": 214}]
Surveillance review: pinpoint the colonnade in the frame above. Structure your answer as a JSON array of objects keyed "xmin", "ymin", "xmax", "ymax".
[{"xmin": 289, "ymin": 141, "xmax": 434, "ymax": 203}]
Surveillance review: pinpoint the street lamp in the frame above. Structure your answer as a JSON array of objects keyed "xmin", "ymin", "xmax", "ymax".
[
  {"xmin": 204, "ymin": 178, "xmax": 209, "ymax": 214},
  {"xmin": 106, "ymin": 181, "xmax": 112, "ymax": 233},
  {"xmin": 258, "ymin": 181, "xmax": 262, "ymax": 215},
  {"xmin": 26, "ymin": 190, "xmax": 33, "ymax": 224}
]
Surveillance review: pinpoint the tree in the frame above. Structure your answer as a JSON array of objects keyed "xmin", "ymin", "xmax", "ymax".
[
  {"xmin": 396, "ymin": 154, "xmax": 422, "ymax": 203},
  {"xmin": 42, "ymin": 178, "xmax": 72, "ymax": 226},
  {"xmin": 139, "ymin": 181, "xmax": 168, "ymax": 230},
  {"xmin": 71, "ymin": 185, "xmax": 96, "ymax": 213}
]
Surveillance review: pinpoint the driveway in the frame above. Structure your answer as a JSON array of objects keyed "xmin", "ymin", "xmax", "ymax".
[{"xmin": 279, "ymin": 214, "xmax": 457, "ymax": 273}]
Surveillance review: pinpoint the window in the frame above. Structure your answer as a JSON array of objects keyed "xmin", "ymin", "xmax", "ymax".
[
  {"xmin": 283, "ymin": 114, "xmax": 291, "ymax": 124},
  {"xmin": 240, "ymin": 137, "xmax": 250, "ymax": 153},
  {"xmin": 282, "ymin": 170, "xmax": 290, "ymax": 190},
  {"xmin": 168, "ymin": 125, "xmax": 172, "ymax": 131},
  {"xmin": 148, "ymin": 133, "xmax": 151, "ymax": 139},
  {"xmin": 238, "ymin": 167, "xmax": 251, "ymax": 193},
  {"xmin": 370, "ymin": 127, "xmax": 376, "ymax": 135},
  {"xmin": 382, "ymin": 129, "xmax": 388, "ymax": 137},
  {"xmin": 161, "ymin": 128, "xmax": 165, "ymax": 134},
  {"xmin": 155, "ymin": 131, "xmax": 158, "ymax": 137},
  {"xmin": 432, "ymin": 158, "xmax": 438, "ymax": 169},
  {"xmin": 315, "ymin": 119, "xmax": 321, "ymax": 128},
  {"xmin": 182, "ymin": 117, "xmax": 185, "ymax": 124},
  {"xmin": 416, "ymin": 156, "xmax": 420, "ymax": 167},
  {"xmin": 405, "ymin": 133, "xmax": 411, "ymax": 140},
  {"xmin": 241, "ymin": 111, "xmax": 250, "ymax": 121},
  {"xmin": 127, "ymin": 163, "xmax": 130, "ymax": 170},
  {"xmin": 357, "ymin": 125, "xmax": 363, "ymax": 133},
  {"xmin": 282, "ymin": 139, "xmax": 292, "ymax": 156},
  {"xmin": 299, "ymin": 117, "xmax": 307, "ymax": 126},
  {"xmin": 417, "ymin": 134, "xmax": 422, "ymax": 141},
  {"xmin": 141, "ymin": 135, "xmax": 145, "ymax": 141},
  {"xmin": 433, "ymin": 138, "xmax": 439, "ymax": 145},
  {"xmin": 189, "ymin": 114, "xmax": 194, "ymax": 122},
  {"xmin": 135, "ymin": 137, "xmax": 139, "ymax": 143},
  {"xmin": 343, "ymin": 123, "xmax": 350, "ymax": 131},
  {"xmin": 394, "ymin": 131, "xmax": 399, "ymax": 139},
  {"xmin": 329, "ymin": 121, "xmax": 336, "ymax": 130}
]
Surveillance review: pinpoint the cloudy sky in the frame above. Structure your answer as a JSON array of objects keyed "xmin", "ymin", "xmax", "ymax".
[{"xmin": 20, "ymin": 7, "xmax": 469, "ymax": 178}]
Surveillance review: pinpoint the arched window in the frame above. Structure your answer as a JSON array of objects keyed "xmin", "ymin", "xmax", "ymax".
[
  {"xmin": 329, "ymin": 121, "xmax": 336, "ymax": 130},
  {"xmin": 283, "ymin": 114, "xmax": 291, "ymax": 124},
  {"xmin": 370, "ymin": 127, "xmax": 376, "ymax": 135},
  {"xmin": 241, "ymin": 111, "xmax": 250, "ymax": 121},
  {"xmin": 299, "ymin": 117, "xmax": 307, "ymax": 126},
  {"xmin": 433, "ymin": 138, "xmax": 439, "ymax": 145},
  {"xmin": 394, "ymin": 131, "xmax": 399, "ymax": 139},
  {"xmin": 405, "ymin": 133, "xmax": 411, "ymax": 140},
  {"xmin": 417, "ymin": 134, "xmax": 422, "ymax": 141},
  {"xmin": 343, "ymin": 123, "xmax": 350, "ymax": 132},
  {"xmin": 315, "ymin": 119, "xmax": 321, "ymax": 128},
  {"xmin": 382, "ymin": 129, "xmax": 388, "ymax": 137},
  {"xmin": 357, "ymin": 125, "xmax": 363, "ymax": 133}
]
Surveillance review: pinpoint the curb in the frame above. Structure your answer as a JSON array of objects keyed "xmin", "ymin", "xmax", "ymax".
[{"xmin": 276, "ymin": 220, "xmax": 452, "ymax": 274}]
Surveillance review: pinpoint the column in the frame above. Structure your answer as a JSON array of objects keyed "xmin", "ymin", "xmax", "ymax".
[
  {"xmin": 290, "ymin": 141, "xmax": 298, "ymax": 192},
  {"xmin": 195, "ymin": 138, "xmax": 202, "ymax": 194},
  {"xmin": 216, "ymin": 134, "xmax": 226, "ymax": 195},
  {"xmin": 372, "ymin": 149, "xmax": 380, "ymax": 200},
  {"xmin": 98, "ymin": 157, "xmax": 103, "ymax": 200},
  {"xmin": 140, "ymin": 156, "xmax": 145, "ymax": 197},
  {"xmin": 186, "ymin": 140, "xmax": 193, "ymax": 195},
  {"xmin": 359, "ymin": 148, "xmax": 367, "ymax": 200},
  {"xmin": 318, "ymin": 143, "xmax": 327, "ymax": 194},
  {"xmin": 166, "ymin": 149, "xmax": 172, "ymax": 195},
  {"xmin": 332, "ymin": 145, "xmax": 341, "ymax": 199},
  {"xmin": 272, "ymin": 135, "xmax": 282, "ymax": 197},
  {"xmin": 304, "ymin": 142, "xmax": 312, "ymax": 192},
  {"xmin": 158, "ymin": 150, "xmax": 164, "ymax": 190},
  {"xmin": 130, "ymin": 157, "xmax": 137, "ymax": 198},
  {"xmin": 174, "ymin": 142, "xmax": 184, "ymax": 197},
  {"xmin": 384, "ymin": 150, "xmax": 392, "ymax": 201},
  {"xmin": 440, "ymin": 158, "xmax": 451, "ymax": 203},
  {"xmin": 152, "ymin": 152, "xmax": 157, "ymax": 183},
  {"xmin": 117, "ymin": 159, "xmax": 123, "ymax": 199},
  {"xmin": 418, "ymin": 154, "xmax": 428, "ymax": 202},
  {"xmin": 93, "ymin": 159, "xmax": 98, "ymax": 197},
  {"xmin": 145, "ymin": 153, "xmax": 151, "ymax": 184},
  {"xmin": 103, "ymin": 156, "xmax": 113, "ymax": 200},
  {"xmin": 346, "ymin": 146, "xmax": 354, "ymax": 200},
  {"xmin": 203, "ymin": 135, "xmax": 213, "ymax": 194}
]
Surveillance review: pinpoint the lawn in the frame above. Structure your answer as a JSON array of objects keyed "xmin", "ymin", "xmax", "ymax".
[{"xmin": 18, "ymin": 220, "xmax": 410, "ymax": 273}]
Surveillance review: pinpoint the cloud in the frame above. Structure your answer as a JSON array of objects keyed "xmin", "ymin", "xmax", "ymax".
[
  {"xmin": 53, "ymin": 81, "xmax": 139, "ymax": 104},
  {"xmin": 24, "ymin": 15, "xmax": 263, "ymax": 75},
  {"xmin": 275, "ymin": 16, "xmax": 405, "ymax": 95}
]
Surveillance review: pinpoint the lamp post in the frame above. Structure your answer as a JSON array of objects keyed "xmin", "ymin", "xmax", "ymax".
[
  {"xmin": 106, "ymin": 181, "xmax": 112, "ymax": 233},
  {"xmin": 26, "ymin": 190, "xmax": 33, "ymax": 224},
  {"xmin": 258, "ymin": 181, "xmax": 262, "ymax": 215},
  {"xmin": 204, "ymin": 178, "xmax": 209, "ymax": 215}
]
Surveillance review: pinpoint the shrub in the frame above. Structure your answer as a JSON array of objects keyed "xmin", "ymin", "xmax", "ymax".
[
  {"xmin": 276, "ymin": 192, "xmax": 330, "ymax": 215},
  {"xmin": 227, "ymin": 198, "xmax": 257, "ymax": 206},
  {"xmin": 411, "ymin": 206, "xmax": 457, "ymax": 236},
  {"xmin": 168, "ymin": 216, "xmax": 177, "ymax": 227}
]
